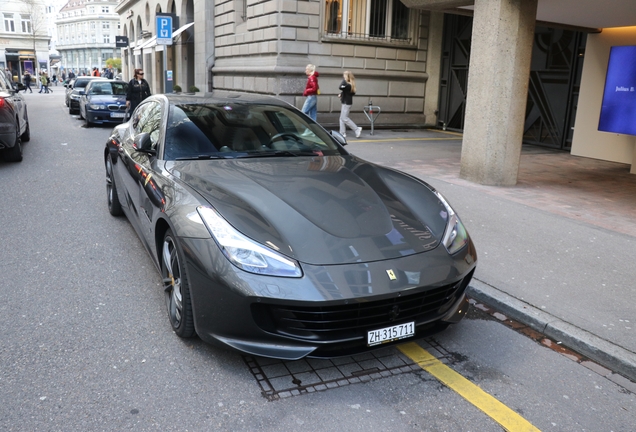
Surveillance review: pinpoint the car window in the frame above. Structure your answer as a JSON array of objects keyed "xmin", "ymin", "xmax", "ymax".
[
  {"xmin": 0, "ymin": 70, "xmax": 11, "ymax": 91},
  {"xmin": 133, "ymin": 101, "xmax": 162, "ymax": 149}
]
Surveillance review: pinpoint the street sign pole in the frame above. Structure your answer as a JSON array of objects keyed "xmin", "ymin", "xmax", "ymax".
[{"xmin": 156, "ymin": 15, "xmax": 173, "ymax": 94}]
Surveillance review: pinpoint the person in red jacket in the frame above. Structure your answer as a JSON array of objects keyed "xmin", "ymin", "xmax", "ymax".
[{"xmin": 301, "ymin": 64, "xmax": 319, "ymax": 121}]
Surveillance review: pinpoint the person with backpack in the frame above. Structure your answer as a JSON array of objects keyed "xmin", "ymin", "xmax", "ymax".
[{"xmin": 39, "ymin": 72, "xmax": 50, "ymax": 94}]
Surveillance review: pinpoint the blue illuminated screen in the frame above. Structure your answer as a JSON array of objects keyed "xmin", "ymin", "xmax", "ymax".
[{"xmin": 598, "ymin": 45, "xmax": 636, "ymax": 136}]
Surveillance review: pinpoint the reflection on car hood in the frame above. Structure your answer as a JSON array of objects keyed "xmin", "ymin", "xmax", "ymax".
[{"xmin": 169, "ymin": 155, "xmax": 449, "ymax": 265}]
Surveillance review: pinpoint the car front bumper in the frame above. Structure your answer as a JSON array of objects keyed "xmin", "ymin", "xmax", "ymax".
[
  {"xmin": 180, "ymin": 236, "xmax": 477, "ymax": 360},
  {"xmin": 86, "ymin": 109, "xmax": 127, "ymax": 124}
]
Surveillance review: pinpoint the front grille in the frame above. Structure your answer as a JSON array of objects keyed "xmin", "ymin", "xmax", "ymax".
[
  {"xmin": 252, "ymin": 276, "xmax": 469, "ymax": 342},
  {"xmin": 108, "ymin": 104, "xmax": 126, "ymax": 111}
]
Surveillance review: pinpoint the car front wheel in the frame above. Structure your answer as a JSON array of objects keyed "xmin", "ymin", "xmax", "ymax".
[
  {"xmin": 162, "ymin": 230, "xmax": 195, "ymax": 338},
  {"xmin": 105, "ymin": 155, "xmax": 123, "ymax": 216}
]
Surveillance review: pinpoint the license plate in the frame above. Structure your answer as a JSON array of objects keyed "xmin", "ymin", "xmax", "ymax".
[
  {"xmin": 367, "ymin": 321, "xmax": 415, "ymax": 346},
  {"xmin": 110, "ymin": 112, "xmax": 125, "ymax": 118}
]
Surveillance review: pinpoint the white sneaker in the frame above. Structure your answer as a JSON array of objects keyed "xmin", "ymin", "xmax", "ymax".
[{"xmin": 355, "ymin": 127, "xmax": 362, "ymax": 138}]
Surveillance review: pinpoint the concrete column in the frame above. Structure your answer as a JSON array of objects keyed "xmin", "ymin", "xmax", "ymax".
[
  {"xmin": 424, "ymin": 11, "xmax": 444, "ymax": 127},
  {"xmin": 459, "ymin": 0, "xmax": 538, "ymax": 186}
]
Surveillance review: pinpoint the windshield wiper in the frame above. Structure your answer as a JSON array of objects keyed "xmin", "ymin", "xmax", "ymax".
[{"xmin": 175, "ymin": 154, "xmax": 226, "ymax": 160}]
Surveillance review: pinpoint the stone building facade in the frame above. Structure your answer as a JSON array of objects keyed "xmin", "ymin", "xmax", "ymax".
[
  {"xmin": 0, "ymin": 0, "xmax": 50, "ymax": 82},
  {"xmin": 55, "ymin": 0, "xmax": 120, "ymax": 75},
  {"xmin": 212, "ymin": 0, "xmax": 438, "ymax": 127}
]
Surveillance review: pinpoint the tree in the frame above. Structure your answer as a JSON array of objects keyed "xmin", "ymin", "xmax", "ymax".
[
  {"xmin": 19, "ymin": 0, "xmax": 48, "ymax": 73},
  {"xmin": 105, "ymin": 58, "xmax": 122, "ymax": 72}
]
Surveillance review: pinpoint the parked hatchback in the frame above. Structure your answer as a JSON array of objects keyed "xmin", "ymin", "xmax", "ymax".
[{"xmin": 0, "ymin": 69, "xmax": 30, "ymax": 162}]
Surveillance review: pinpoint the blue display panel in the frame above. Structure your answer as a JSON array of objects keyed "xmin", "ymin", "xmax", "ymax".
[{"xmin": 598, "ymin": 45, "xmax": 636, "ymax": 136}]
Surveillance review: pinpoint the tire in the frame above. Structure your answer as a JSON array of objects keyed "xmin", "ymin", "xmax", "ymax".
[
  {"xmin": 78, "ymin": 106, "xmax": 84, "ymax": 119},
  {"xmin": 105, "ymin": 155, "xmax": 123, "ymax": 216},
  {"xmin": 162, "ymin": 230, "xmax": 195, "ymax": 338},
  {"xmin": 85, "ymin": 114, "xmax": 92, "ymax": 127},
  {"xmin": 69, "ymin": 105, "xmax": 75, "ymax": 115},
  {"xmin": 21, "ymin": 121, "xmax": 30, "ymax": 142},
  {"xmin": 4, "ymin": 127, "xmax": 23, "ymax": 162}
]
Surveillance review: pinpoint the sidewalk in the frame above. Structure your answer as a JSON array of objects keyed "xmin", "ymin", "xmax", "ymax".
[{"xmin": 344, "ymin": 128, "xmax": 636, "ymax": 382}]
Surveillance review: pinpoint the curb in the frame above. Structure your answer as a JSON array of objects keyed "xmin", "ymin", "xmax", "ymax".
[{"xmin": 466, "ymin": 279, "xmax": 636, "ymax": 383}]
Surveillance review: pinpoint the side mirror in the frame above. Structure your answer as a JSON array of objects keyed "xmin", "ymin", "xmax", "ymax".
[
  {"xmin": 15, "ymin": 82, "xmax": 25, "ymax": 92},
  {"xmin": 133, "ymin": 132, "xmax": 156, "ymax": 154},
  {"xmin": 330, "ymin": 130, "xmax": 347, "ymax": 146}
]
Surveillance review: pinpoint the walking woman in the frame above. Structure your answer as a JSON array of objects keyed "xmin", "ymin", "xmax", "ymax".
[
  {"xmin": 126, "ymin": 68, "xmax": 152, "ymax": 115},
  {"xmin": 338, "ymin": 71, "xmax": 362, "ymax": 138},
  {"xmin": 301, "ymin": 64, "xmax": 319, "ymax": 121}
]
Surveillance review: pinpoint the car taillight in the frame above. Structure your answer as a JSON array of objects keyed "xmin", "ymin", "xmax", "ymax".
[{"xmin": 0, "ymin": 98, "xmax": 5, "ymax": 108}]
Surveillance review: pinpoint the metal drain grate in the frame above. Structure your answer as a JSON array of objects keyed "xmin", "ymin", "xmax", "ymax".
[{"xmin": 244, "ymin": 338, "xmax": 451, "ymax": 400}]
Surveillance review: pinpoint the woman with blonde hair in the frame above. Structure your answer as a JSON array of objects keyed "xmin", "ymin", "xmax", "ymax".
[
  {"xmin": 301, "ymin": 64, "xmax": 320, "ymax": 121},
  {"xmin": 338, "ymin": 70, "xmax": 362, "ymax": 138}
]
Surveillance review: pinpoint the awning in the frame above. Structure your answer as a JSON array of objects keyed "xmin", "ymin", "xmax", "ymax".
[
  {"xmin": 133, "ymin": 36, "xmax": 156, "ymax": 55},
  {"xmin": 132, "ymin": 22, "xmax": 194, "ymax": 54},
  {"xmin": 172, "ymin": 22, "xmax": 194, "ymax": 40}
]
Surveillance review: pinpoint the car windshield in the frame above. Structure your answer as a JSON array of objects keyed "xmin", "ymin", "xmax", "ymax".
[
  {"xmin": 88, "ymin": 81, "xmax": 127, "ymax": 95},
  {"xmin": 164, "ymin": 102, "xmax": 345, "ymax": 160}
]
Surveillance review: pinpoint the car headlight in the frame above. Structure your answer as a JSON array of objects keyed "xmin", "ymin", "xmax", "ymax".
[
  {"xmin": 70, "ymin": 94, "xmax": 80, "ymax": 99},
  {"xmin": 197, "ymin": 206, "xmax": 302, "ymax": 277},
  {"xmin": 89, "ymin": 104, "xmax": 105, "ymax": 110},
  {"xmin": 434, "ymin": 191, "xmax": 469, "ymax": 254}
]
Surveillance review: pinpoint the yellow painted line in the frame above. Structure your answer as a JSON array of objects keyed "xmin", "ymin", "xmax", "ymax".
[
  {"xmin": 355, "ymin": 137, "xmax": 462, "ymax": 143},
  {"xmin": 398, "ymin": 342, "xmax": 541, "ymax": 432}
]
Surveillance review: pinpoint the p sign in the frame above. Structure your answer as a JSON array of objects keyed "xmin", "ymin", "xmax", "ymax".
[{"xmin": 157, "ymin": 16, "xmax": 173, "ymax": 45}]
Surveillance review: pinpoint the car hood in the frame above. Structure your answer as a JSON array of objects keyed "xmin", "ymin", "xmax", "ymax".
[
  {"xmin": 168, "ymin": 155, "xmax": 450, "ymax": 265},
  {"xmin": 87, "ymin": 95, "xmax": 125, "ymax": 103}
]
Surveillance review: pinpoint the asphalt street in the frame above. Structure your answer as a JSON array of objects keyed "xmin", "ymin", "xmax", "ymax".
[{"xmin": 0, "ymin": 89, "xmax": 634, "ymax": 431}]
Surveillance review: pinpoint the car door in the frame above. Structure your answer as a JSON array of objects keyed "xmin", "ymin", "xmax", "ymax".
[{"xmin": 117, "ymin": 100, "xmax": 163, "ymax": 246}]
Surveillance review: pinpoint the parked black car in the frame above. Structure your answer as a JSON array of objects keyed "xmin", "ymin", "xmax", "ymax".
[
  {"xmin": 104, "ymin": 94, "xmax": 477, "ymax": 359},
  {"xmin": 79, "ymin": 80, "xmax": 128, "ymax": 127},
  {"xmin": 66, "ymin": 76, "xmax": 101, "ymax": 114},
  {"xmin": 0, "ymin": 69, "xmax": 30, "ymax": 162},
  {"xmin": 64, "ymin": 78, "xmax": 75, "ymax": 107}
]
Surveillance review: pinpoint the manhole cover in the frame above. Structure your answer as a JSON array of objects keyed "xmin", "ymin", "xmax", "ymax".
[{"xmin": 244, "ymin": 338, "xmax": 451, "ymax": 400}]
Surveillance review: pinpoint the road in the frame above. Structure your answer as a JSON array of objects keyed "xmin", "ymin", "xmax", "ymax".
[{"xmin": 0, "ymin": 89, "xmax": 634, "ymax": 431}]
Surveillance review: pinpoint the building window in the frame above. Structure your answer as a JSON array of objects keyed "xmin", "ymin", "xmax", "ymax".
[
  {"xmin": 103, "ymin": 22, "xmax": 109, "ymax": 30},
  {"xmin": 324, "ymin": 0, "xmax": 411, "ymax": 43},
  {"xmin": 3, "ymin": 14, "xmax": 15, "ymax": 32},
  {"xmin": 103, "ymin": 35, "xmax": 110, "ymax": 43},
  {"xmin": 90, "ymin": 21, "xmax": 95, "ymax": 29},
  {"xmin": 102, "ymin": 6, "xmax": 109, "ymax": 13},
  {"xmin": 89, "ymin": 7, "xmax": 95, "ymax": 14},
  {"xmin": 21, "ymin": 15, "xmax": 32, "ymax": 33}
]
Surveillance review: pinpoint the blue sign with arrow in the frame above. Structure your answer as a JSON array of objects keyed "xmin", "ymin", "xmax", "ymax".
[{"xmin": 157, "ymin": 15, "xmax": 173, "ymax": 45}]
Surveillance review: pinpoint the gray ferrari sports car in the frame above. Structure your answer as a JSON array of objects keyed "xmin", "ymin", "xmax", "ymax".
[{"xmin": 104, "ymin": 93, "xmax": 477, "ymax": 360}]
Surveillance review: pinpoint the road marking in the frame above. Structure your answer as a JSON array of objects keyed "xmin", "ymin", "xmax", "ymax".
[
  {"xmin": 355, "ymin": 137, "xmax": 462, "ymax": 143},
  {"xmin": 398, "ymin": 342, "xmax": 541, "ymax": 432}
]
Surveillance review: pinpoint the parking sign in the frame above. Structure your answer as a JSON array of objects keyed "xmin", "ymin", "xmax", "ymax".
[{"xmin": 157, "ymin": 16, "xmax": 173, "ymax": 45}]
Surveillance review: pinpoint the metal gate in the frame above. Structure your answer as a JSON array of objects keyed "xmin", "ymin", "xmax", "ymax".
[{"xmin": 438, "ymin": 14, "xmax": 587, "ymax": 151}]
